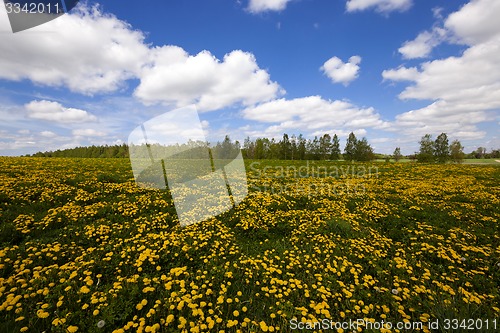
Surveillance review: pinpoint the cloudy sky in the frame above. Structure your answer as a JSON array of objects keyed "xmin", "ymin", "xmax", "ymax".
[{"xmin": 0, "ymin": 0, "xmax": 499, "ymax": 156}]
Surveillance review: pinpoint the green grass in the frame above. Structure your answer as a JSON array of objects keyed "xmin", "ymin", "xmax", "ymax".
[
  {"xmin": 0, "ymin": 157, "xmax": 499, "ymax": 333},
  {"xmin": 463, "ymin": 158, "xmax": 500, "ymax": 164}
]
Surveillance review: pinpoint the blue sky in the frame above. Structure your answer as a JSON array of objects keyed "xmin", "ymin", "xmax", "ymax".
[{"xmin": 0, "ymin": 0, "xmax": 499, "ymax": 156}]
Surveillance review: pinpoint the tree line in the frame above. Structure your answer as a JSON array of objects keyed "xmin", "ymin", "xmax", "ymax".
[
  {"xmin": 29, "ymin": 144, "xmax": 130, "ymax": 158},
  {"xmin": 27, "ymin": 132, "xmax": 498, "ymax": 162},
  {"xmin": 242, "ymin": 132, "xmax": 374, "ymax": 161},
  {"xmin": 412, "ymin": 132, "xmax": 499, "ymax": 163},
  {"xmin": 27, "ymin": 132, "xmax": 376, "ymax": 161}
]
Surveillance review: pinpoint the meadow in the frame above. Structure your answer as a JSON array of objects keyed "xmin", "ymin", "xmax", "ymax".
[{"xmin": 0, "ymin": 157, "xmax": 499, "ymax": 332}]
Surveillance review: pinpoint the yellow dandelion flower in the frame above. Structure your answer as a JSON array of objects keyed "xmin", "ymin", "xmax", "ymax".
[
  {"xmin": 80, "ymin": 286, "xmax": 90, "ymax": 294},
  {"xmin": 36, "ymin": 310, "xmax": 49, "ymax": 319}
]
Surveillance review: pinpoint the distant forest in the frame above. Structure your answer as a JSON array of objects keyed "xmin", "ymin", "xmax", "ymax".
[
  {"xmin": 27, "ymin": 132, "xmax": 375, "ymax": 161},
  {"xmin": 30, "ymin": 144, "xmax": 130, "ymax": 159},
  {"xmin": 27, "ymin": 132, "xmax": 499, "ymax": 161}
]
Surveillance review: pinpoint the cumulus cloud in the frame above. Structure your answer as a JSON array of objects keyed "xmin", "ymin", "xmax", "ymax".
[
  {"xmin": 399, "ymin": 42, "xmax": 500, "ymax": 103},
  {"xmin": 25, "ymin": 100, "xmax": 97, "ymax": 123},
  {"xmin": 242, "ymin": 96, "xmax": 388, "ymax": 137},
  {"xmin": 384, "ymin": 0, "xmax": 500, "ymax": 140},
  {"xmin": 397, "ymin": 0, "xmax": 500, "ymax": 60},
  {"xmin": 393, "ymin": 101, "xmax": 488, "ymax": 140},
  {"xmin": 445, "ymin": 0, "xmax": 500, "ymax": 45},
  {"xmin": 398, "ymin": 0, "xmax": 500, "ymax": 57},
  {"xmin": 398, "ymin": 28, "xmax": 447, "ymax": 59},
  {"xmin": 0, "ymin": 3, "xmax": 281, "ymax": 113},
  {"xmin": 72, "ymin": 129, "xmax": 106, "ymax": 137},
  {"xmin": 40, "ymin": 131, "xmax": 57, "ymax": 138},
  {"xmin": 382, "ymin": 66, "xmax": 419, "ymax": 81},
  {"xmin": 321, "ymin": 56, "xmax": 361, "ymax": 86},
  {"xmin": 346, "ymin": 0, "xmax": 412, "ymax": 13},
  {"xmin": 247, "ymin": 0, "xmax": 294, "ymax": 13},
  {"xmin": 135, "ymin": 48, "xmax": 283, "ymax": 111},
  {"xmin": 0, "ymin": 5, "xmax": 149, "ymax": 95}
]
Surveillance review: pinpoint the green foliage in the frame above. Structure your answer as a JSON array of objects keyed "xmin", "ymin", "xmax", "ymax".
[
  {"xmin": 343, "ymin": 132, "xmax": 358, "ymax": 161},
  {"xmin": 279, "ymin": 133, "xmax": 291, "ymax": 160},
  {"xmin": 319, "ymin": 134, "xmax": 332, "ymax": 160},
  {"xmin": 212, "ymin": 135, "xmax": 240, "ymax": 159},
  {"xmin": 330, "ymin": 134, "xmax": 341, "ymax": 160},
  {"xmin": 434, "ymin": 133, "xmax": 450, "ymax": 163},
  {"xmin": 354, "ymin": 137, "xmax": 375, "ymax": 161},
  {"xmin": 393, "ymin": 147, "xmax": 402, "ymax": 162},
  {"xmin": 418, "ymin": 134, "xmax": 435, "ymax": 162},
  {"xmin": 417, "ymin": 133, "xmax": 469, "ymax": 164},
  {"xmin": 31, "ymin": 143, "xmax": 129, "ymax": 158},
  {"xmin": 450, "ymin": 139, "xmax": 465, "ymax": 163}
]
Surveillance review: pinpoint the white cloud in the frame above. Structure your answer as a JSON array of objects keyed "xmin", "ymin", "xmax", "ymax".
[
  {"xmin": 398, "ymin": 39, "xmax": 500, "ymax": 103},
  {"xmin": 371, "ymin": 137, "xmax": 391, "ymax": 143},
  {"xmin": 445, "ymin": 0, "xmax": 500, "ymax": 45},
  {"xmin": 398, "ymin": 28, "xmax": 447, "ymax": 59},
  {"xmin": 382, "ymin": 66, "xmax": 419, "ymax": 81},
  {"xmin": 397, "ymin": 0, "xmax": 500, "ymax": 59},
  {"xmin": 0, "ymin": 4, "xmax": 149, "ymax": 95},
  {"xmin": 242, "ymin": 96, "xmax": 388, "ymax": 137},
  {"xmin": 72, "ymin": 129, "xmax": 106, "ymax": 137},
  {"xmin": 432, "ymin": 7, "xmax": 444, "ymax": 19},
  {"xmin": 321, "ymin": 56, "xmax": 361, "ymax": 86},
  {"xmin": 247, "ymin": 0, "xmax": 294, "ymax": 13},
  {"xmin": 346, "ymin": 0, "xmax": 412, "ymax": 13},
  {"xmin": 393, "ymin": 101, "xmax": 488, "ymax": 140},
  {"xmin": 0, "ymin": 3, "xmax": 283, "ymax": 113},
  {"xmin": 0, "ymin": 129, "xmax": 78, "ymax": 155},
  {"xmin": 25, "ymin": 100, "xmax": 97, "ymax": 123},
  {"xmin": 40, "ymin": 131, "xmax": 57, "ymax": 138},
  {"xmin": 135, "ymin": 48, "xmax": 283, "ymax": 111},
  {"xmin": 384, "ymin": 0, "xmax": 500, "ymax": 140}
]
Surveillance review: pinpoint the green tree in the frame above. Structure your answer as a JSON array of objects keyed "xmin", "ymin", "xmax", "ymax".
[
  {"xmin": 290, "ymin": 135, "xmax": 297, "ymax": 160},
  {"xmin": 243, "ymin": 137, "xmax": 255, "ymax": 159},
  {"xmin": 417, "ymin": 134, "xmax": 435, "ymax": 163},
  {"xmin": 434, "ymin": 133, "xmax": 450, "ymax": 163},
  {"xmin": 473, "ymin": 147, "xmax": 487, "ymax": 159},
  {"xmin": 330, "ymin": 134, "xmax": 341, "ymax": 160},
  {"xmin": 319, "ymin": 134, "xmax": 332, "ymax": 160},
  {"xmin": 269, "ymin": 138, "xmax": 280, "ymax": 159},
  {"xmin": 354, "ymin": 137, "xmax": 375, "ymax": 161},
  {"xmin": 255, "ymin": 138, "xmax": 269, "ymax": 160},
  {"xmin": 213, "ymin": 135, "xmax": 238, "ymax": 159},
  {"xmin": 297, "ymin": 134, "xmax": 306, "ymax": 160},
  {"xmin": 344, "ymin": 132, "xmax": 357, "ymax": 161},
  {"xmin": 307, "ymin": 136, "xmax": 321, "ymax": 160},
  {"xmin": 449, "ymin": 139, "xmax": 465, "ymax": 163},
  {"xmin": 279, "ymin": 133, "xmax": 291, "ymax": 160},
  {"xmin": 393, "ymin": 147, "xmax": 402, "ymax": 162}
]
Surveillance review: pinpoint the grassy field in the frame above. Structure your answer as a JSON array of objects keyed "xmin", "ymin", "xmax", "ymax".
[
  {"xmin": 0, "ymin": 157, "xmax": 499, "ymax": 332},
  {"xmin": 373, "ymin": 159, "xmax": 500, "ymax": 164},
  {"xmin": 462, "ymin": 159, "xmax": 500, "ymax": 165}
]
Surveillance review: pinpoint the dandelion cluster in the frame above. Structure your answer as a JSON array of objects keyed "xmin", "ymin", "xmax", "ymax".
[{"xmin": 0, "ymin": 157, "xmax": 498, "ymax": 332}]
